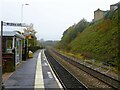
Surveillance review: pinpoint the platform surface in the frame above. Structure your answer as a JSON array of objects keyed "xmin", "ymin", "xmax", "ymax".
[{"xmin": 4, "ymin": 50, "xmax": 62, "ymax": 90}]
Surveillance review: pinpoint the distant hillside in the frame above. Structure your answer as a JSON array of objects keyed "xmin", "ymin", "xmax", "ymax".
[
  {"xmin": 56, "ymin": 9, "xmax": 119, "ymax": 66},
  {"xmin": 40, "ymin": 40, "xmax": 59, "ymax": 47}
]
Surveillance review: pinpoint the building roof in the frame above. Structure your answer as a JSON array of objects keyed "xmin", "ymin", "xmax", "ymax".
[
  {"xmin": 94, "ymin": 8, "xmax": 106, "ymax": 13},
  {"xmin": 3, "ymin": 31, "xmax": 16, "ymax": 36},
  {"xmin": 3, "ymin": 31, "xmax": 25, "ymax": 38},
  {"xmin": 111, "ymin": 1, "xmax": 120, "ymax": 6}
]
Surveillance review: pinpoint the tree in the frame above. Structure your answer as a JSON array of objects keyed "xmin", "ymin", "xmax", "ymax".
[{"xmin": 23, "ymin": 23, "xmax": 37, "ymax": 46}]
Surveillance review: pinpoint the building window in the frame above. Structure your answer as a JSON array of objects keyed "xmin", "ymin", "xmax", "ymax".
[{"xmin": 2, "ymin": 37, "xmax": 13, "ymax": 53}]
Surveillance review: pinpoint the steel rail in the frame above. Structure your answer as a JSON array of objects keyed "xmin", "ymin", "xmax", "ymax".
[
  {"xmin": 45, "ymin": 50, "xmax": 88, "ymax": 89},
  {"xmin": 50, "ymin": 49, "xmax": 120, "ymax": 89}
]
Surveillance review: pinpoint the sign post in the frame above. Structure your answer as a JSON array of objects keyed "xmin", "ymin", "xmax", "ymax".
[{"xmin": 0, "ymin": 21, "xmax": 3, "ymax": 90}]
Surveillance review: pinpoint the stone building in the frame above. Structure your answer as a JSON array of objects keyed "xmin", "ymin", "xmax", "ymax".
[
  {"xmin": 110, "ymin": 1, "xmax": 120, "ymax": 11},
  {"xmin": 94, "ymin": 8, "xmax": 108, "ymax": 22}
]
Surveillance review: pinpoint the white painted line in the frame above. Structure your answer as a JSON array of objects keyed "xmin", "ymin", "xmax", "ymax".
[
  {"xmin": 44, "ymin": 62, "xmax": 48, "ymax": 66},
  {"xmin": 43, "ymin": 50, "xmax": 63, "ymax": 88},
  {"xmin": 34, "ymin": 51, "xmax": 44, "ymax": 89},
  {"xmin": 47, "ymin": 72, "xmax": 53, "ymax": 79}
]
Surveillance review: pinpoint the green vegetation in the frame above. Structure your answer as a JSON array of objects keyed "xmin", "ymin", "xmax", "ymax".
[
  {"xmin": 38, "ymin": 40, "xmax": 59, "ymax": 48},
  {"xmin": 56, "ymin": 9, "xmax": 119, "ymax": 68},
  {"xmin": 57, "ymin": 18, "xmax": 89, "ymax": 50}
]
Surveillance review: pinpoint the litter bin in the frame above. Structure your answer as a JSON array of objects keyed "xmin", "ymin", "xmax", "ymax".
[{"xmin": 28, "ymin": 51, "xmax": 33, "ymax": 58}]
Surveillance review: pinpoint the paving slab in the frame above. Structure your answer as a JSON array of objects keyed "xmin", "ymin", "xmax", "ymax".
[{"xmin": 3, "ymin": 50, "xmax": 62, "ymax": 90}]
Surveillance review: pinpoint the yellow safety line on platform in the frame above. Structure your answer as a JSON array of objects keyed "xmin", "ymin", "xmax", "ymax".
[{"xmin": 34, "ymin": 51, "xmax": 44, "ymax": 90}]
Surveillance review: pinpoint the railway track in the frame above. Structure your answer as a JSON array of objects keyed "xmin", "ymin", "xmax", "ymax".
[
  {"xmin": 46, "ymin": 48, "xmax": 120, "ymax": 89},
  {"xmin": 44, "ymin": 50, "xmax": 88, "ymax": 89}
]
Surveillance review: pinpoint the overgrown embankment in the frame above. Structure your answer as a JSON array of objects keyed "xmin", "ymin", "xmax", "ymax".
[{"xmin": 56, "ymin": 9, "xmax": 119, "ymax": 67}]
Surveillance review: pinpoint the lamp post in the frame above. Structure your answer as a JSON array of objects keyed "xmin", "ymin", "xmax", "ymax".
[
  {"xmin": 21, "ymin": 4, "xmax": 29, "ymax": 60},
  {"xmin": 21, "ymin": 3, "xmax": 29, "ymax": 45},
  {"xmin": 21, "ymin": 4, "xmax": 29, "ymax": 22}
]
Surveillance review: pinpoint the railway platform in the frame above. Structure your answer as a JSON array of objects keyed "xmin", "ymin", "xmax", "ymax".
[{"xmin": 3, "ymin": 49, "xmax": 62, "ymax": 90}]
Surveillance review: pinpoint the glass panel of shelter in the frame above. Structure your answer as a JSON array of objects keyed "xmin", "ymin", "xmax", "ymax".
[{"xmin": 2, "ymin": 37, "xmax": 12, "ymax": 53}]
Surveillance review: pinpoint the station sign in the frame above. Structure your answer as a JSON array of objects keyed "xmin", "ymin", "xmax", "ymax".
[{"xmin": 3, "ymin": 22, "xmax": 28, "ymax": 27}]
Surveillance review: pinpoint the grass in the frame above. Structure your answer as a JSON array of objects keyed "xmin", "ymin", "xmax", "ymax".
[
  {"xmin": 58, "ymin": 49, "xmax": 118, "ymax": 74},
  {"xmin": 56, "ymin": 9, "xmax": 119, "ymax": 73}
]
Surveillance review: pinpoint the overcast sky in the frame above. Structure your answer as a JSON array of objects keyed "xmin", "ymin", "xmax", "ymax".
[{"xmin": 0, "ymin": 0, "xmax": 119, "ymax": 40}]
